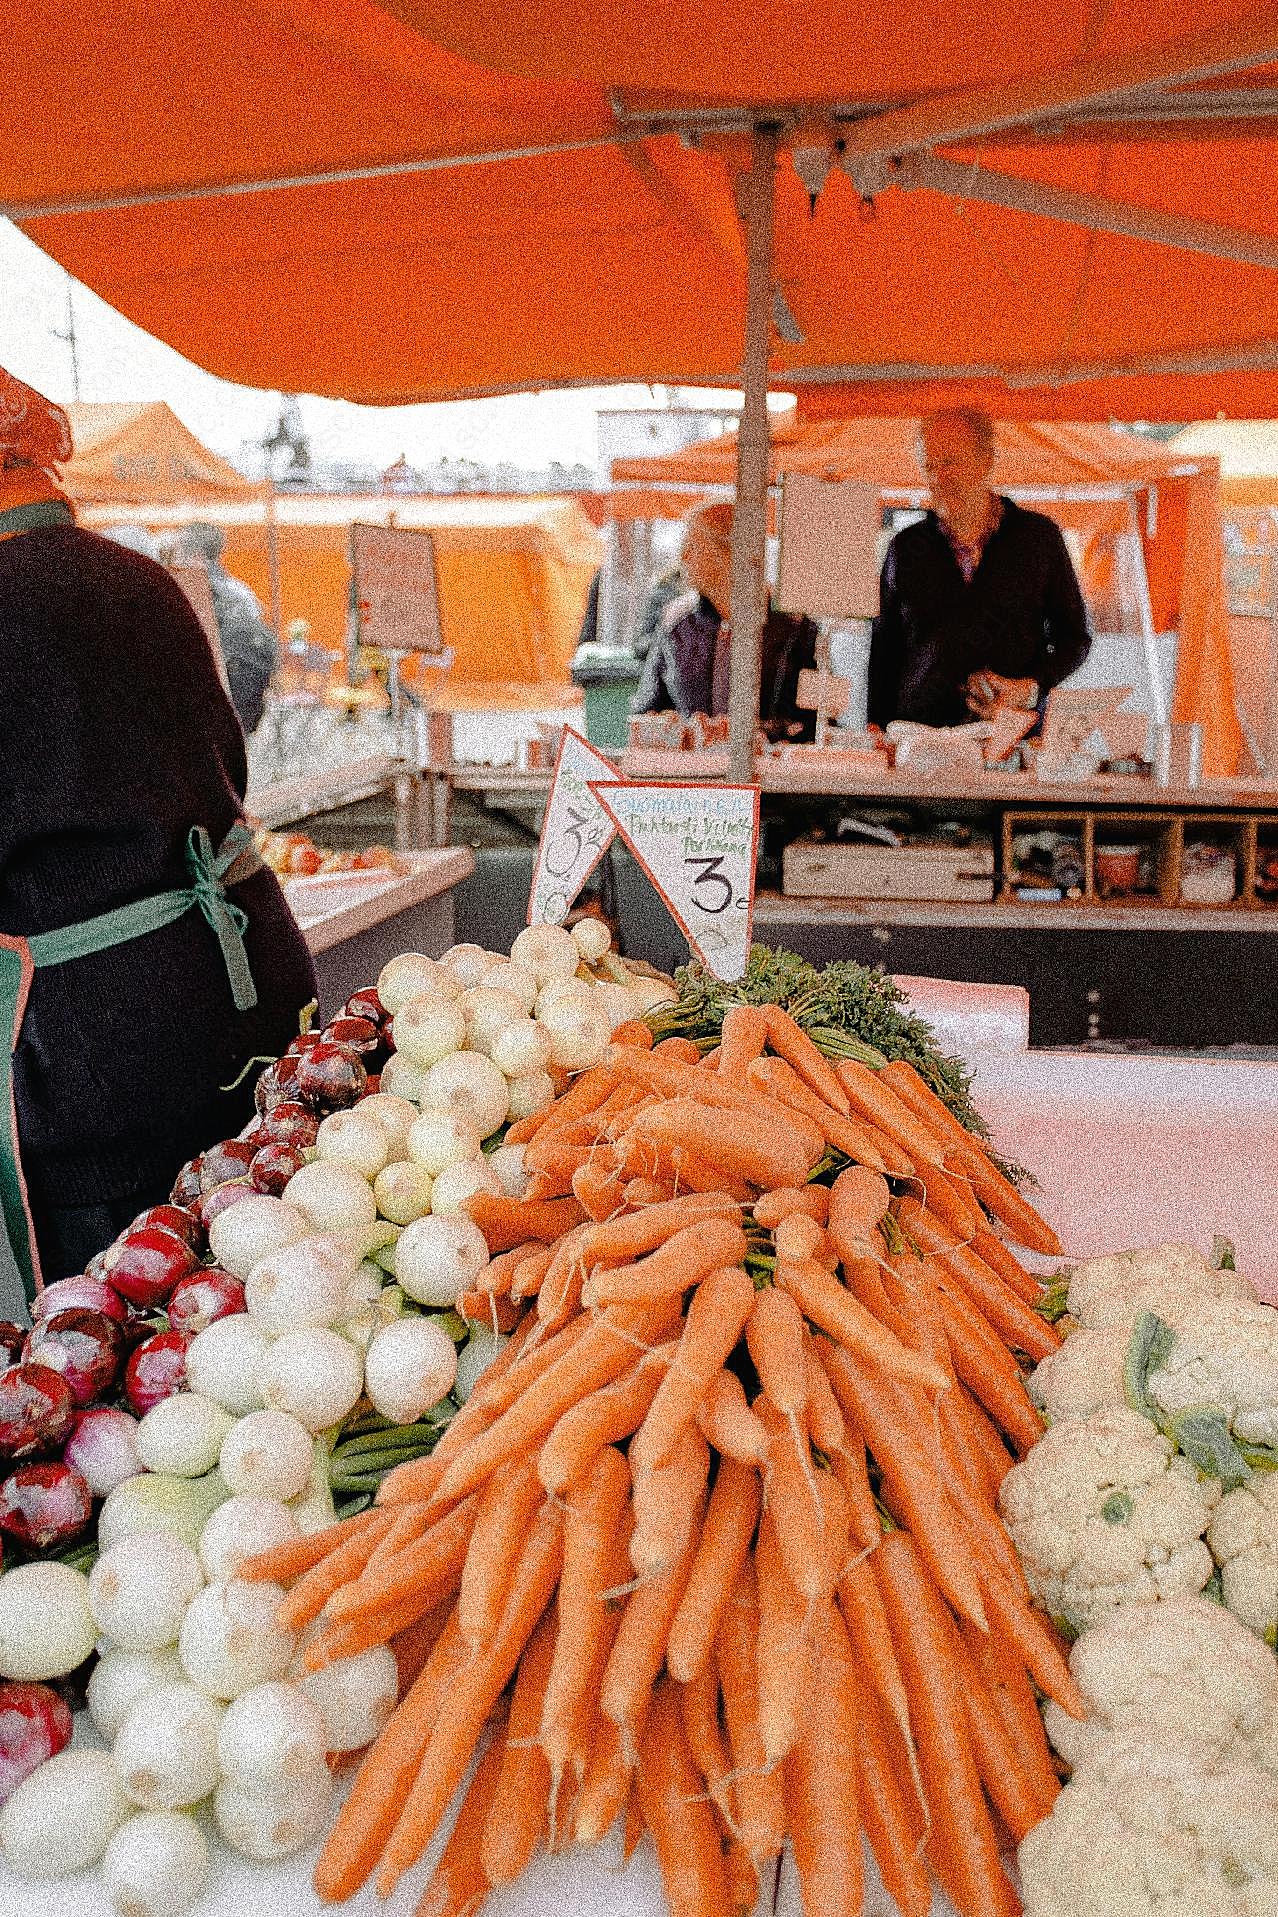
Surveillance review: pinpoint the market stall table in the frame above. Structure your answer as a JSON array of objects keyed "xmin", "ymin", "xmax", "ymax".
[{"xmin": 289, "ymin": 849, "xmax": 476, "ymax": 1012}]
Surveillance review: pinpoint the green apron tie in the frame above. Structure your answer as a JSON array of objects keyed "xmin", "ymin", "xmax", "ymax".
[{"xmin": 0, "ymin": 823, "xmax": 262, "ymax": 1304}]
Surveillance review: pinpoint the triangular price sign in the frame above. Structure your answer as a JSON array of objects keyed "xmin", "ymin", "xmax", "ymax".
[
  {"xmin": 527, "ymin": 728, "xmax": 623, "ymax": 926},
  {"xmin": 590, "ymin": 781, "xmax": 760, "ymax": 982}
]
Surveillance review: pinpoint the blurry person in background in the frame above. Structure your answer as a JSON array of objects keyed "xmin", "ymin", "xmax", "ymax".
[
  {"xmin": 632, "ymin": 501, "xmax": 818, "ymax": 738},
  {"xmin": 0, "ymin": 370, "xmax": 316, "ymax": 1300},
  {"xmin": 868, "ymin": 407, "xmax": 1091, "ymax": 730},
  {"xmin": 174, "ymin": 521, "xmax": 277, "ymax": 736}
]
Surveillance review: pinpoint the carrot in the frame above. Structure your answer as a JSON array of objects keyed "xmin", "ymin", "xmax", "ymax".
[
  {"xmin": 667, "ymin": 1457, "xmax": 762, "ymax": 1683},
  {"xmin": 571, "ymin": 1153, "xmax": 628, "ymax": 1223},
  {"xmin": 716, "ymin": 1003, "xmax": 769, "ymax": 1088},
  {"xmin": 537, "ymin": 1342, "xmax": 675, "ymax": 1496},
  {"xmin": 980, "ymin": 1566, "xmax": 1087, "ymax": 1719},
  {"xmin": 822, "ymin": 1347, "xmax": 989, "ymax": 1631},
  {"xmin": 876, "ymin": 1530, "xmax": 1020, "ymax": 1917},
  {"xmin": 504, "ymin": 1106, "xmax": 554, "ymax": 1145},
  {"xmin": 603, "ymin": 1047, "xmax": 753, "ymax": 1108},
  {"xmin": 573, "ymin": 1712, "xmax": 631, "ymax": 1846},
  {"xmin": 474, "ymin": 1240, "xmax": 538, "ymax": 1297},
  {"xmin": 456, "ymin": 1288, "xmax": 522, "ymax": 1335},
  {"xmin": 971, "ymin": 1222, "xmax": 1049, "ymax": 1305},
  {"xmin": 746, "ymin": 1285, "xmax": 808, "ymax": 1422},
  {"xmin": 653, "ymin": 1034, "xmax": 701, "ymax": 1062},
  {"xmin": 313, "ymin": 1607, "xmax": 469, "ymax": 1902},
  {"xmin": 957, "ymin": 1384, "xmax": 1017, "ymax": 1494},
  {"xmin": 666, "ymin": 1146, "xmax": 755, "ymax": 1204},
  {"xmin": 944, "ymin": 1610, "xmax": 1047, "ymax": 1845},
  {"xmin": 896, "ymin": 1197, "xmax": 1062, "ymax": 1360},
  {"xmin": 745, "ymin": 1054, "xmax": 899, "ymax": 1174},
  {"xmin": 962, "ymin": 1618, "xmax": 1061, "ymax": 1818},
  {"xmin": 776, "ymin": 1254, "xmax": 950, "ymax": 1396},
  {"xmin": 827, "ymin": 1163, "xmax": 892, "ymax": 1252},
  {"xmin": 630, "ymin": 1263, "xmax": 755, "ymax": 1477},
  {"xmin": 480, "ymin": 1608, "xmax": 556, "ymax": 1885},
  {"xmin": 304, "ymin": 1585, "xmax": 443, "ymax": 1672},
  {"xmin": 464, "ymin": 1191, "xmax": 585, "ymax": 1253},
  {"xmin": 831, "ymin": 1434, "xmax": 881, "ymax": 1553},
  {"xmin": 836, "ymin": 1551, "xmax": 911, "ymax": 1742},
  {"xmin": 814, "ymin": 1466, "xmax": 851, "ymax": 1600},
  {"xmin": 908, "ymin": 1161, "xmax": 982, "ymax": 1240},
  {"xmin": 277, "ymin": 1511, "xmax": 399, "ymax": 1631},
  {"xmin": 638, "ymin": 1678, "xmax": 733, "ymax": 1917},
  {"xmin": 622, "ymin": 1781, "xmax": 644, "ymax": 1860},
  {"xmin": 428, "ymin": 1299, "xmax": 680, "ymax": 1512},
  {"xmin": 696, "ymin": 1368, "xmax": 770, "ymax": 1467},
  {"xmin": 772, "ymin": 1210, "xmax": 826, "ymax": 1264},
  {"xmin": 623, "ymin": 1176, "xmax": 675, "ymax": 1206},
  {"xmin": 474, "ymin": 1314, "xmax": 589, "ymax": 1416},
  {"xmin": 630, "ymin": 1422, "xmax": 710, "ymax": 1580},
  {"xmin": 875, "ymin": 1057, "xmax": 970, "ymax": 1145},
  {"xmin": 715, "ymin": 1557, "xmax": 785, "ymax": 1864},
  {"xmin": 392, "ymin": 1595, "xmax": 453, "ymax": 1697},
  {"xmin": 532, "ymin": 1061, "xmax": 619, "ymax": 1133},
  {"xmin": 725, "ymin": 1843, "xmax": 759, "ymax": 1917},
  {"xmin": 759, "ymin": 1004, "xmax": 851, "ymax": 1111},
  {"xmin": 679, "ymin": 1655, "xmax": 737, "ymax": 1830},
  {"xmin": 784, "ymin": 1601, "xmax": 864, "ymax": 1917},
  {"xmin": 535, "ymin": 1222, "xmax": 594, "ymax": 1330},
  {"xmin": 326, "ymin": 1493, "xmax": 480, "ymax": 1621},
  {"xmin": 374, "ymin": 1502, "xmax": 565, "ymax": 1898},
  {"xmin": 928, "ymin": 1269, "xmax": 1046, "ymax": 1453},
  {"xmin": 628, "ymin": 1098, "xmax": 821, "ymax": 1191},
  {"xmin": 947, "ymin": 1139, "xmax": 1063, "ymax": 1255},
  {"xmin": 754, "ymin": 1402, "xmax": 826, "ymax": 1606},
  {"xmin": 854, "ymin": 1678, "xmax": 934, "ymax": 1917},
  {"xmin": 754, "ymin": 1508, "xmax": 816, "ymax": 1768},
  {"xmin": 803, "ymin": 1338, "xmax": 846, "ymax": 1454},
  {"xmin": 411, "ymin": 1704, "xmax": 507, "ymax": 1917},
  {"xmin": 752, "ymin": 1184, "xmax": 829, "ymax": 1228},
  {"xmin": 509, "ymin": 1242, "xmax": 556, "ymax": 1301},
  {"xmin": 584, "ymin": 1215, "xmax": 748, "ymax": 1308},
  {"xmin": 611, "ymin": 1018, "xmax": 654, "ymax": 1050},
  {"xmin": 458, "ymin": 1455, "xmax": 547, "ymax": 1650},
  {"xmin": 542, "ymin": 1446, "xmax": 631, "ymax": 1809},
  {"xmin": 579, "ymin": 1192, "xmax": 744, "ymax": 1263},
  {"xmin": 833, "ymin": 1058, "xmax": 949, "ymax": 1168},
  {"xmin": 601, "ymin": 1471, "xmax": 704, "ymax": 1763},
  {"xmin": 239, "ymin": 1506, "xmax": 390, "ymax": 1587}
]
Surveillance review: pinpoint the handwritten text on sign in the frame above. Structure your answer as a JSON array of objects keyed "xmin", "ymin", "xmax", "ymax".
[
  {"xmin": 591, "ymin": 782, "xmax": 760, "ymax": 982},
  {"xmin": 528, "ymin": 730, "xmax": 622, "ymax": 926},
  {"xmin": 351, "ymin": 522, "xmax": 445, "ymax": 655}
]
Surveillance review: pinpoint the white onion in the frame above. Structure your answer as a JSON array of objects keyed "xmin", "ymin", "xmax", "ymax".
[
  {"xmin": 439, "ymin": 943, "xmax": 498, "ymax": 988},
  {"xmin": 88, "ymin": 1646, "xmax": 187, "ymax": 1741},
  {"xmin": 208, "ymin": 1197, "xmax": 310, "ymax": 1280},
  {"xmin": 97, "ymin": 1472, "xmax": 229, "ymax": 1557},
  {"xmin": 219, "ymin": 1410, "xmax": 315, "ymax": 1501},
  {"xmin": 538, "ymin": 998, "xmax": 610, "ymax": 1071},
  {"xmin": 102, "ymin": 1809, "xmax": 209, "ymax": 1917},
  {"xmin": 0, "ymin": 1749, "xmax": 133, "ymax": 1877},
  {"xmin": 392, "ymin": 994, "xmax": 467, "ymax": 1069},
  {"xmin": 490, "ymin": 1017, "xmax": 552, "ymax": 1079},
  {"xmin": 213, "ymin": 1767, "xmax": 333, "ymax": 1861},
  {"xmin": 357, "ymin": 1091, "xmax": 419, "ymax": 1155},
  {"xmin": 373, "ymin": 1160, "xmax": 433, "ymax": 1225},
  {"xmin": 458, "ymin": 986, "xmax": 524, "ymax": 1056},
  {"xmin": 298, "ymin": 1644, "xmax": 398, "ymax": 1753},
  {"xmin": 135, "ymin": 1393, "xmax": 235, "ymax": 1480},
  {"xmin": 571, "ymin": 917, "xmax": 612, "ymax": 963},
  {"xmin": 429, "ymin": 1155, "xmax": 503, "ymax": 1218},
  {"xmin": 592, "ymin": 979, "xmax": 637, "ymax": 1033},
  {"xmin": 421, "ymin": 1051, "xmax": 509, "ymax": 1139},
  {"xmin": 244, "ymin": 1234, "xmax": 354, "ymax": 1335},
  {"xmin": 505, "ymin": 1070, "xmax": 556, "ymax": 1121},
  {"xmin": 406, "ymin": 1107, "xmax": 482, "ymax": 1175},
  {"xmin": 282, "ymin": 1161, "xmax": 378, "ymax": 1233},
  {"xmin": 628, "ymin": 976, "xmax": 678, "ymax": 1015},
  {"xmin": 0, "ymin": 1562, "xmax": 97, "ymax": 1681},
  {"xmin": 258, "ymin": 1327, "xmax": 364, "ymax": 1431},
  {"xmin": 511, "ymin": 924, "xmax": 580, "ymax": 981},
  {"xmin": 178, "ymin": 1579, "xmax": 296, "ymax": 1700},
  {"xmin": 486, "ymin": 1144, "xmax": 529, "ymax": 1198},
  {"xmin": 315, "ymin": 1108, "xmax": 391, "ymax": 1180},
  {"xmin": 377, "ymin": 951, "xmax": 460, "ymax": 1013},
  {"xmin": 394, "ymin": 1213, "xmax": 490, "ymax": 1307},
  {"xmin": 185, "ymin": 1315, "xmax": 270, "ymax": 1417},
  {"xmin": 535, "ymin": 976, "xmax": 594, "ymax": 1016},
  {"xmin": 89, "ymin": 1533, "xmax": 204, "ymax": 1652},
  {"xmin": 363, "ymin": 1317, "xmax": 458, "ymax": 1424},
  {"xmin": 379, "ymin": 1052, "xmax": 428, "ymax": 1101},
  {"xmin": 479, "ymin": 959, "xmax": 538, "ymax": 1013},
  {"xmin": 216, "ymin": 1680, "xmax": 328, "ymax": 1791},
  {"xmin": 114, "ymin": 1681, "xmax": 224, "ymax": 1810},
  {"xmin": 199, "ymin": 1495, "xmax": 300, "ymax": 1583},
  {"xmin": 454, "ymin": 1325, "xmax": 508, "ymax": 1401}
]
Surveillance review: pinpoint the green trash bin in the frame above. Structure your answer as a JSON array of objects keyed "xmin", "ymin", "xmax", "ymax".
[{"xmin": 571, "ymin": 643, "xmax": 642, "ymax": 750}]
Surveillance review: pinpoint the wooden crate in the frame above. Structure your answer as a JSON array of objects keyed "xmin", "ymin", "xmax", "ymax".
[{"xmin": 782, "ymin": 838, "xmax": 995, "ymax": 902}]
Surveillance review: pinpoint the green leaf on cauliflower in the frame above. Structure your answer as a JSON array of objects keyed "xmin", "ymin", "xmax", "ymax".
[
  {"xmin": 1212, "ymin": 1233, "xmax": 1238, "ymax": 1272},
  {"xmin": 1123, "ymin": 1310, "xmax": 1178, "ymax": 1428},
  {"xmin": 1237, "ymin": 1438, "xmax": 1278, "ymax": 1473},
  {"xmin": 1171, "ymin": 1407, "xmax": 1254, "ymax": 1491},
  {"xmin": 1101, "ymin": 1491, "xmax": 1134, "ymax": 1525},
  {"xmin": 1036, "ymin": 1273, "xmax": 1072, "ymax": 1325}
]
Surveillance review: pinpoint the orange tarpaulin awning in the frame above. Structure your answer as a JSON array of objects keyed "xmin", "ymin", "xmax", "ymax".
[{"xmin": 61, "ymin": 402, "xmax": 258, "ymax": 507}]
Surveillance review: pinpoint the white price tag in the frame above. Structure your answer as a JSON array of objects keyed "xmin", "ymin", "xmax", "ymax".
[
  {"xmin": 591, "ymin": 781, "xmax": 760, "ymax": 982},
  {"xmin": 527, "ymin": 729, "xmax": 622, "ymax": 926}
]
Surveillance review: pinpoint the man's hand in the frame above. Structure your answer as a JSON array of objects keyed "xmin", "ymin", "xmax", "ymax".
[{"xmin": 964, "ymin": 671, "xmax": 1039, "ymax": 718}]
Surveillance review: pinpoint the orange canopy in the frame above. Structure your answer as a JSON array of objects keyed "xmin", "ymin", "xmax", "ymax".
[
  {"xmin": 61, "ymin": 402, "xmax": 257, "ymax": 507},
  {"xmin": 4, "ymin": 4, "xmax": 1278, "ymax": 414}
]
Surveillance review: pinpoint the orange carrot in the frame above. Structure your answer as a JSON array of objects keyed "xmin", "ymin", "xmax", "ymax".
[
  {"xmin": 980, "ymin": 1566, "xmax": 1087, "ymax": 1719},
  {"xmin": 945, "ymin": 1610, "xmax": 1047, "ymax": 1845},
  {"xmin": 611, "ymin": 1018, "xmax": 654, "ymax": 1050},
  {"xmin": 480, "ymin": 1608, "xmax": 556, "ymax": 1885},
  {"xmin": 578, "ymin": 1191, "xmax": 744, "ymax": 1263},
  {"xmin": 475, "ymin": 1314, "xmax": 589, "ymax": 1416},
  {"xmin": 928, "ymin": 1269, "xmax": 1046, "ymax": 1453},
  {"xmin": 638, "ymin": 1678, "xmax": 733, "ymax": 1917},
  {"xmin": 542, "ymin": 1447, "xmax": 631, "ymax": 1809},
  {"xmin": 695, "ymin": 1368, "xmax": 770, "ymax": 1466},
  {"xmin": 754, "ymin": 1401, "xmax": 826, "ymax": 1606},
  {"xmin": 508, "ymin": 1242, "xmax": 556, "ymax": 1301},
  {"xmin": 630, "ymin": 1422, "xmax": 711, "ymax": 1581},
  {"xmin": 276, "ymin": 1511, "xmax": 398, "ymax": 1630},
  {"xmin": 571, "ymin": 1153, "xmax": 627, "ymax": 1223},
  {"xmin": 754, "ymin": 1508, "xmax": 816, "ymax": 1768},
  {"xmin": 623, "ymin": 1176, "xmax": 675, "ymax": 1206},
  {"xmin": 537, "ymin": 1343, "xmax": 676, "ymax": 1496},
  {"xmin": 411, "ymin": 1704, "xmax": 506, "ymax": 1917},
  {"xmin": 667, "ymin": 1457, "xmax": 761, "ymax": 1685},
  {"xmin": 630, "ymin": 1262, "xmax": 755, "ymax": 1477},
  {"xmin": 746, "ymin": 1285, "xmax": 808, "ymax": 1421},
  {"xmin": 464, "ymin": 1191, "xmax": 585, "ymax": 1253},
  {"xmin": 760, "ymin": 1004, "xmax": 851, "ymax": 1112},
  {"xmin": 680, "ymin": 1654, "xmax": 737, "ymax": 1830},
  {"xmin": 653, "ymin": 1035, "xmax": 701, "ymax": 1062},
  {"xmin": 326, "ymin": 1494, "xmax": 479, "ymax": 1621},
  {"xmin": 803, "ymin": 1338, "xmax": 846, "ymax": 1454},
  {"xmin": 573, "ymin": 1712, "xmax": 631, "ymax": 1846},
  {"xmin": 784, "ymin": 1601, "xmax": 864, "ymax": 1917},
  {"xmin": 474, "ymin": 1240, "xmax": 538, "ymax": 1297},
  {"xmin": 957, "ymin": 1384, "xmax": 1017, "ymax": 1496},
  {"xmin": 946, "ymin": 1140, "xmax": 1063, "ymax": 1256},
  {"xmin": 833, "ymin": 1058, "xmax": 948, "ymax": 1167},
  {"xmin": 776, "ymin": 1254, "xmax": 950, "ymax": 1396},
  {"xmin": 458, "ymin": 1455, "xmax": 547, "ymax": 1650},
  {"xmin": 753, "ymin": 1184, "xmax": 830, "ymax": 1229},
  {"xmin": 601, "ymin": 1471, "xmax": 704, "ymax": 1763},
  {"xmin": 831, "ymin": 1434, "xmax": 881, "ymax": 1553},
  {"xmin": 772, "ymin": 1210, "xmax": 826, "ymax": 1264},
  {"xmin": 896, "ymin": 1197, "xmax": 1062, "ymax": 1360},
  {"xmin": 715, "ymin": 1557, "xmax": 785, "ymax": 1865},
  {"xmin": 971, "ymin": 1224, "xmax": 1046, "ymax": 1303},
  {"xmin": 392, "ymin": 1595, "xmax": 453, "ymax": 1697},
  {"xmin": 627, "ymin": 1098, "xmax": 821, "ymax": 1191},
  {"xmin": 855, "ymin": 1678, "xmax": 933, "ymax": 1917},
  {"xmin": 239, "ymin": 1506, "xmax": 389, "ymax": 1587},
  {"xmin": 584, "ymin": 1215, "xmax": 748, "ymax": 1308},
  {"xmin": 504, "ymin": 1106, "xmax": 554, "ymax": 1145},
  {"xmin": 456, "ymin": 1288, "xmax": 522, "ymax": 1335},
  {"xmin": 745, "ymin": 1053, "xmax": 899, "ymax": 1173},
  {"xmin": 304, "ymin": 1586, "xmax": 441, "ymax": 1672},
  {"xmin": 908, "ymin": 1161, "xmax": 982, "ymax": 1240},
  {"xmin": 836, "ymin": 1551, "xmax": 911, "ymax": 1746},
  {"xmin": 716, "ymin": 1003, "xmax": 770, "ymax": 1088},
  {"xmin": 827, "ymin": 1163, "xmax": 892, "ymax": 1252},
  {"xmin": 962, "ymin": 1618, "xmax": 1061, "ymax": 1818},
  {"xmin": 374, "ymin": 1503, "xmax": 564, "ymax": 1898}
]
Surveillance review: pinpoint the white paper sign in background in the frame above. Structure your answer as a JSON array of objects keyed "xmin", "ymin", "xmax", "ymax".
[
  {"xmin": 591, "ymin": 782, "xmax": 760, "ymax": 982},
  {"xmin": 528, "ymin": 730, "xmax": 622, "ymax": 926},
  {"xmin": 351, "ymin": 522, "xmax": 445, "ymax": 655}
]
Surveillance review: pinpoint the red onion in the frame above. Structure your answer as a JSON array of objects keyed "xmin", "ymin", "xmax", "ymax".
[
  {"xmin": 0, "ymin": 1366, "xmax": 76, "ymax": 1461},
  {"xmin": 166, "ymin": 1268, "xmax": 245, "ymax": 1337},
  {"xmin": 0, "ymin": 1683, "xmax": 73, "ymax": 1804},
  {"xmin": 123, "ymin": 1330, "xmax": 190, "ymax": 1416},
  {"xmin": 102, "ymin": 1226, "xmax": 199, "ymax": 1309},
  {"xmin": 63, "ymin": 1405, "xmax": 142, "ymax": 1498},
  {"xmin": 0, "ymin": 1463, "xmax": 93, "ymax": 1551},
  {"xmin": 32, "ymin": 1275, "xmax": 129, "ymax": 1327},
  {"xmin": 25, "ymin": 1310, "xmax": 123, "ymax": 1407}
]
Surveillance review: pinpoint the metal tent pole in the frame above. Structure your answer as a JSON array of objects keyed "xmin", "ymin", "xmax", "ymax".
[{"xmin": 728, "ymin": 124, "xmax": 779, "ymax": 784}]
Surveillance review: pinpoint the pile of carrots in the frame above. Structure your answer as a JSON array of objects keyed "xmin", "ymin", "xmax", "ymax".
[{"xmin": 244, "ymin": 1003, "xmax": 1078, "ymax": 1917}]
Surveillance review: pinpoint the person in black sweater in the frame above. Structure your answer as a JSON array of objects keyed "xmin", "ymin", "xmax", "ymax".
[
  {"xmin": 0, "ymin": 369, "xmax": 317, "ymax": 1289},
  {"xmin": 868, "ymin": 409, "xmax": 1092, "ymax": 729}
]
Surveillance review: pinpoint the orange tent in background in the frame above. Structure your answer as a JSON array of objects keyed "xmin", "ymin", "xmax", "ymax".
[{"xmin": 61, "ymin": 402, "xmax": 258, "ymax": 507}]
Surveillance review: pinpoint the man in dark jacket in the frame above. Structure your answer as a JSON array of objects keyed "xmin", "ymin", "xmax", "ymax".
[
  {"xmin": 175, "ymin": 522, "xmax": 277, "ymax": 736},
  {"xmin": 868, "ymin": 409, "xmax": 1092, "ymax": 730}
]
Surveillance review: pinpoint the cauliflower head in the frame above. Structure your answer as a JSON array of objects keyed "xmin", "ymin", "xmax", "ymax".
[
  {"xmin": 1020, "ymin": 1735, "xmax": 1278, "ymax": 1917},
  {"xmin": 1210, "ymin": 1474, "xmax": 1278, "ymax": 1640},
  {"xmin": 1041, "ymin": 1594, "xmax": 1278, "ymax": 1774},
  {"xmin": 1067, "ymin": 1243, "xmax": 1255, "ymax": 1333},
  {"xmin": 998, "ymin": 1406, "xmax": 1219, "ymax": 1636},
  {"xmin": 1030, "ymin": 1325, "xmax": 1126, "ymax": 1424},
  {"xmin": 1149, "ymin": 1297, "xmax": 1278, "ymax": 1450}
]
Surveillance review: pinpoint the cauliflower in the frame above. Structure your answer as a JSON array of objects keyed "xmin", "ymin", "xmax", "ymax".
[
  {"xmin": 1029, "ymin": 1325, "xmax": 1126, "ymax": 1424},
  {"xmin": 1067, "ymin": 1242, "xmax": 1255, "ymax": 1333},
  {"xmin": 998, "ymin": 1406, "xmax": 1219, "ymax": 1636},
  {"xmin": 1041, "ymin": 1594, "xmax": 1278, "ymax": 1774},
  {"xmin": 1019, "ymin": 1735, "xmax": 1278, "ymax": 1917},
  {"xmin": 1210, "ymin": 1475, "xmax": 1278, "ymax": 1640},
  {"xmin": 1147, "ymin": 1296, "xmax": 1278, "ymax": 1451}
]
